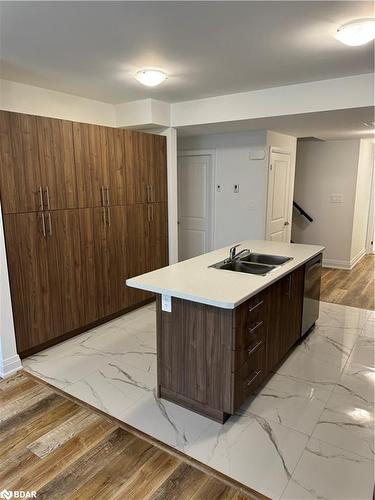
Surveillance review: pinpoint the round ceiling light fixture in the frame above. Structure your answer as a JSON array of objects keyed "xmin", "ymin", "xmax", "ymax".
[
  {"xmin": 135, "ymin": 69, "xmax": 167, "ymax": 87},
  {"xmin": 335, "ymin": 18, "xmax": 375, "ymax": 46}
]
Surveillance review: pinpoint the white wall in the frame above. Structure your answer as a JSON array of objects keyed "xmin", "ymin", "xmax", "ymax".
[
  {"xmin": 292, "ymin": 139, "xmax": 361, "ymax": 268},
  {"xmin": 351, "ymin": 139, "xmax": 375, "ymax": 261},
  {"xmin": 178, "ymin": 131, "xmax": 269, "ymax": 248},
  {"xmin": 0, "ymin": 203, "xmax": 22, "ymax": 378}
]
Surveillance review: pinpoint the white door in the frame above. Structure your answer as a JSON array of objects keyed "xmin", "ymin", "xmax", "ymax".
[
  {"xmin": 266, "ymin": 150, "xmax": 291, "ymax": 242},
  {"xmin": 178, "ymin": 154, "xmax": 212, "ymax": 261}
]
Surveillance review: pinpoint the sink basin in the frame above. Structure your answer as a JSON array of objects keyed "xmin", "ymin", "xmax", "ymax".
[
  {"xmin": 210, "ymin": 260, "xmax": 276, "ymax": 276},
  {"xmin": 239, "ymin": 253, "xmax": 293, "ymax": 266}
]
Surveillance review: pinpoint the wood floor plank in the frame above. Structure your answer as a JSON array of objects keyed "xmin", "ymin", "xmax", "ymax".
[
  {"xmin": 320, "ymin": 255, "xmax": 374, "ymax": 310},
  {"xmin": 190, "ymin": 476, "xmax": 240, "ymax": 499},
  {"xmin": 150, "ymin": 462, "xmax": 209, "ymax": 500},
  {"xmin": 36, "ymin": 428, "xmax": 136, "ymax": 500}
]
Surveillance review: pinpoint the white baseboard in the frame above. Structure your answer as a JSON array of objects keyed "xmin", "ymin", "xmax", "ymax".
[
  {"xmin": 350, "ymin": 248, "xmax": 366, "ymax": 269},
  {"xmin": 323, "ymin": 249, "xmax": 366, "ymax": 270},
  {"xmin": 0, "ymin": 354, "xmax": 22, "ymax": 379},
  {"xmin": 322, "ymin": 259, "xmax": 351, "ymax": 270}
]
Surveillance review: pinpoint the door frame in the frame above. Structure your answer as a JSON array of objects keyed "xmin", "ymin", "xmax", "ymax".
[
  {"xmin": 177, "ymin": 150, "xmax": 216, "ymax": 260},
  {"xmin": 366, "ymin": 158, "xmax": 375, "ymax": 254},
  {"xmin": 265, "ymin": 147, "xmax": 292, "ymax": 242}
]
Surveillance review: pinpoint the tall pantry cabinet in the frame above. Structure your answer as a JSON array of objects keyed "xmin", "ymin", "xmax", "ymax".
[{"xmin": 0, "ymin": 111, "xmax": 168, "ymax": 356}]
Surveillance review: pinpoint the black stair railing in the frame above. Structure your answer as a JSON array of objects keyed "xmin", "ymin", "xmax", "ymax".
[{"xmin": 293, "ymin": 201, "xmax": 313, "ymax": 223}]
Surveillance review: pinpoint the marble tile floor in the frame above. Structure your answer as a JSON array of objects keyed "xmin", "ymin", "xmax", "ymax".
[{"xmin": 23, "ymin": 301, "xmax": 375, "ymax": 500}]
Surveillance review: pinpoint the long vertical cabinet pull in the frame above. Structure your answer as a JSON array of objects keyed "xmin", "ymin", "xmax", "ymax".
[
  {"xmin": 44, "ymin": 186, "xmax": 50, "ymax": 210},
  {"xmin": 38, "ymin": 186, "xmax": 44, "ymax": 211},
  {"xmin": 46, "ymin": 212, "xmax": 52, "ymax": 236},
  {"xmin": 105, "ymin": 186, "xmax": 110, "ymax": 226},
  {"xmin": 39, "ymin": 212, "xmax": 46, "ymax": 237},
  {"xmin": 101, "ymin": 186, "xmax": 106, "ymax": 225}
]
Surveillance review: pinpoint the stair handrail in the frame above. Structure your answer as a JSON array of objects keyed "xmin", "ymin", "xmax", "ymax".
[{"xmin": 293, "ymin": 201, "xmax": 313, "ymax": 223}]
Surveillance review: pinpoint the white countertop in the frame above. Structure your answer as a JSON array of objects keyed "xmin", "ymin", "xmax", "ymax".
[{"xmin": 126, "ymin": 240, "xmax": 324, "ymax": 309}]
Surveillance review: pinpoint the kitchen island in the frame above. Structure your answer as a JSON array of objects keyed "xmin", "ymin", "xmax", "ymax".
[{"xmin": 127, "ymin": 240, "xmax": 324, "ymax": 422}]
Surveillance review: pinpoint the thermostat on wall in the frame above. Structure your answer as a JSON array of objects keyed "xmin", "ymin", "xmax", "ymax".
[{"xmin": 249, "ymin": 149, "xmax": 266, "ymax": 160}]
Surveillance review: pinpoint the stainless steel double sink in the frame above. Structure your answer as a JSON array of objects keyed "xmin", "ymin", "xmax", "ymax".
[{"xmin": 210, "ymin": 251, "xmax": 293, "ymax": 276}]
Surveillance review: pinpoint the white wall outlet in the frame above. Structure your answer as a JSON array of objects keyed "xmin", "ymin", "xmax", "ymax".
[
  {"xmin": 233, "ymin": 184, "xmax": 240, "ymax": 193},
  {"xmin": 216, "ymin": 184, "xmax": 222, "ymax": 192},
  {"xmin": 330, "ymin": 193, "xmax": 344, "ymax": 203},
  {"xmin": 161, "ymin": 294, "xmax": 172, "ymax": 312}
]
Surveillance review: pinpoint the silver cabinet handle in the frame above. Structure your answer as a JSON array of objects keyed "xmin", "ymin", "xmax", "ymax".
[
  {"xmin": 38, "ymin": 187, "xmax": 44, "ymax": 211},
  {"xmin": 248, "ymin": 340, "xmax": 263, "ymax": 356},
  {"xmin": 44, "ymin": 186, "xmax": 50, "ymax": 210},
  {"xmin": 150, "ymin": 184, "xmax": 153, "ymax": 202},
  {"xmin": 106, "ymin": 206, "xmax": 111, "ymax": 226},
  {"xmin": 147, "ymin": 204, "xmax": 151, "ymax": 222},
  {"xmin": 39, "ymin": 212, "xmax": 46, "ymax": 237},
  {"xmin": 249, "ymin": 300, "xmax": 263, "ymax": 313},
  {"xmin": 105, "ymin": 186, "xmax": 110, "ymax": 206},
  {"xmin": 102, "ymin": 207, "xmax": 106, "ymax": 225},
  {"xmin": 46, "ymin": 212, "xmax": 52, "ymax": 236},
  {"xmin": 146, "ymin": 185, "xmax": 151, "ymax": 203},
  {"xmin": 101, "ymin": 186, "xmax": 105, "ymax": 207},
  {"xmin": 248, "ymin": 320, "xmax": 263, "ymax": 335},
  {"xmin": 247, "ymin": 369, "xmax": 262, "ymax": 386}
]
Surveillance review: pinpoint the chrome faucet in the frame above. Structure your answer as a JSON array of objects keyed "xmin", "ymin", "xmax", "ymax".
[{"xmin": 225, "ymin": 244, "xmax": 250, "ymax": 263}]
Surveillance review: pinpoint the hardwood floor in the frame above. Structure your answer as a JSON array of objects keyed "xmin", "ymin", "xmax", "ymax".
[
  {"xmin": 0, "ymin": 372, "xmax": 266, "ymax": 500},
  {"xmin": 321, "ymin": 254, "xmax": 375, "ymax": 310}
]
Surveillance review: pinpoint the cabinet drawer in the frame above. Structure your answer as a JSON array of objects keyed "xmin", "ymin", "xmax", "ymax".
[
  {"xmin": 233, "ymin": 292, "xmax": 265, "ymax": 348},
  {"xmin": 235, "ymin": 319, "xmax": 266, "ymax": 368},
  {"xmin": 234, "ymin": 343, "xmax": 266, "ymax": 409}
]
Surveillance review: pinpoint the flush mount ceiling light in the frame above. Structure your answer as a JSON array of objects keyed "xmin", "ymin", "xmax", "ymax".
[
  {"xmin": 135, "ymin": 69, "xmax": 167, "ymax": 87},
  {"xmin": 335, "ymin": 18, "xmax": 375, "ymax": 46}
]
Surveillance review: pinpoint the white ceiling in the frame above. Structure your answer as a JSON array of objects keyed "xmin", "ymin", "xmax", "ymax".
[
  {"xmin": 1, "ymin": 1, "xmax": 374, "ymax": 104},
  {"xmin": 177, "ymin": 107, "xmax": 375, "ymax": 141}
]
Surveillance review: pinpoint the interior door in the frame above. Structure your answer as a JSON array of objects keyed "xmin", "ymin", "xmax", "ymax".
[
  {"xmin": 178, "ymin": 154, "xmax": 212, "ymax": 261},
  {"xmin": 37, "ymin": 116, "xmax": 78, "ymax": 210},
  {"xmin": 3, "ymin": 212, "xmax": 51, "ymax": 353},
  {"xmin": 266, "ymin": 151, "xmax": 291, "ymax": 242},
  {"xmin": 73, "ymin": 122, "xmax": 109, "ymax": 208},
  {"xmin": 0, "ymin": 111, "xmax": 42, "ymax": 214}
]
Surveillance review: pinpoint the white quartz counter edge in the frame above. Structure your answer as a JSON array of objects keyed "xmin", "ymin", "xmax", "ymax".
[{"xmin": 126, "ymin": 241, "xmax": 325, "ymax": 309}]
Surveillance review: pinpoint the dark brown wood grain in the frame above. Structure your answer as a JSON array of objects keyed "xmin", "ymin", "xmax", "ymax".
[
  {"xmin": 106, "ymin": 127, "xmax": 127, "ymax": 206},
  {"xmin": 73, "ymin": 121, "xmax": 109, "ymax": 208},
  {"xmin": 36, "ymin": 116, "xmax": 78, "ymax": 210},
  {"xmin": 0, "ymin": 111, "xmax": 42, "ymax": 214}
]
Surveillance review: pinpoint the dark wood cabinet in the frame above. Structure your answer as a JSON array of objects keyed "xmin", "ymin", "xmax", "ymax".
[
  {"xmin": 1, "ymin": 111, "xmax": 168, "ymax": 355},
  {"xmin": 3, "ymin": 212, "xmax": 52, "ymax": 352},
  {"xmin": 0, "ymin": 111, "xmax": 42, "ymax": 214},
  {"xmin": 125, "ymin": 131, "xmax": 168, "ymax": 204},
  {"xmin": 36, "ymin": 116, "xmax": 78, "ymax": 210},
  {"xmin": 157, "ymin": 261, "xmax": 312, "ymax": 423},
  {"xmin": 73, "ymin": 122, "xmax": 109, "ymax": 208}
]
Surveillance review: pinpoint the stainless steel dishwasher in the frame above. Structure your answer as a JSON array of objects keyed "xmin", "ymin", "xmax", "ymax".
[{"xmin": 301, "ymin": 253, "xmax": 322, "ymax": 336}]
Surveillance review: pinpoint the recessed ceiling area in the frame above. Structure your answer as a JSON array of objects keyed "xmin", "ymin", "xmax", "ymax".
[
  {"xmin": 0, "ymin": 1, "xmax": 374, "ymax": 104},
  {"xmin": 176, "ymin": 107, "xmax": 375, "ymax": 141}
]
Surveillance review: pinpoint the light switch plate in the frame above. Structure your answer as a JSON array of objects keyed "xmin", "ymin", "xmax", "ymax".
[
  {"xmin": 161, "ymin": 294, "xmax": 172, "ymax": 312},
  {"xmin": 330, "ymin": 193, "xmax": 344, "ymax": 203}
]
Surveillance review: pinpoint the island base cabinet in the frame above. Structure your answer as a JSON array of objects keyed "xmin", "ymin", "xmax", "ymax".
[{"xmin": 156, "ymin": 263, "xmax": 309, "ymax": 423}]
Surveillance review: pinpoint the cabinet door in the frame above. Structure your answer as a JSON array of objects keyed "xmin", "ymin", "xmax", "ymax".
[
  {"xmin": 147, "ymin": 202, "xmax": 168, "ymax": 272},
  {"xmin": 107, "ymin": 128, "xmax": 127, "ymax": 206},
  {"xmin": 149, "ymin": 134, "xmax": 168, "ymax": 203},
  {"xmin": 73, "ymin": 122, "xmax": 109, "ymax": 208},
  {"xmin": 105, "ymin": 205, "xmax": 129, "ymax": 315},
  {"xmin": 45, "ymin": 209, "xmax": 83, "ymax": 335},
  {"xmin": 0, "ymin": 111, "xmax": 42, "ymax": 214},
  {"xmin": 125, "ymin": 131, "xmax": 151, "ymax": 204},
  {"xmin": 125, "ymin": 203, "xmax": 153, "ymax": 305},
  {"xmin": 3, "ymin": 212, "xmax": 51, "ymax": 353},
  {"xmin": 283, "ymin": 266, "xmax": 305, "ymax": 354},
  {"xmin": 37, "ymin": 116, "xmax": 78, "ymax": 210},
  {"xmin": 265, "ymin": 279, "xmax": 284, "ymax": 372}
]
